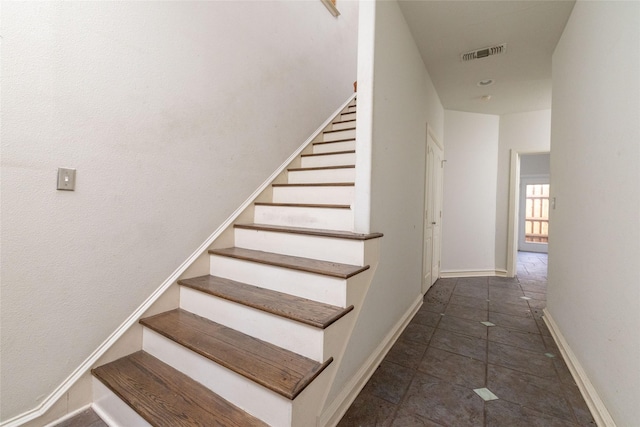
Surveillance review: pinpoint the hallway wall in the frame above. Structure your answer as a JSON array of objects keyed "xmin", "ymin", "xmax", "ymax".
[
  {"xmin": 325, "ymin": 0, "xmax": 444, "ymax": 411},
  {"xmin": 441, "ymin": 110, "xmax": 500, "ymax": 275},
  {"xmin": 548, "ymin": 1, "xmax": 640, "ymax": 424},
  {"xmin": 1, "ymin": 2, "xmax": 359, "ymax": 421}
]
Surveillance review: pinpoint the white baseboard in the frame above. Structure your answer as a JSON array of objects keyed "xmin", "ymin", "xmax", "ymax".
[
  {"xmin": 542, "ymin": 309, "xmax": 616, "ymax": 427},
  {"xmin": 440, "ymin": 269, "xmax": 508, "ymax": 278},
  {"xmin": 318, "ymin": 294, "xmax": 423, "ymax": 427},
  {"xmin": 0, "ymin": 94, "xmax": 357, "ymax": 427}
]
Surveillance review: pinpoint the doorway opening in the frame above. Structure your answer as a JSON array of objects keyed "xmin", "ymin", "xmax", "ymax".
[{"xmin": 506, "ymin": 151, "xmax": 550, "ymax": 276}]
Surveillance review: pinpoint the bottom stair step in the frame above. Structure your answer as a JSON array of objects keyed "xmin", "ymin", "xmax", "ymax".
[{"xmin": 92, "ymin": 351, "xmax": 267, "ymax": 427}]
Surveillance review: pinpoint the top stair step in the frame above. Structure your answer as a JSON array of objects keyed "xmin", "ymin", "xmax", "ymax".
[
  {"xmin": 209, "ymin": 247, "xmax": 369, "ymax": 279},
  {"xmin": 140, "ymin": 309, "xmax": 331, "ymax": 400},
  {"xmin": 178, "ymin": 275, "xmax": 353, "ymax": 329},
  {"xmin": 92, "ymin": 351, "xmax": 268, "ymax": 427}
]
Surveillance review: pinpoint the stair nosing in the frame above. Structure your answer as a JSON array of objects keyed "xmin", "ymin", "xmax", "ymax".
[
  {"xmin": 140, "ymin": 309, "xmax": 332, "ymax": 399},
  {"xmin": 234, "ymin": 223, "xmax": 383, "ymax": 241},
  {"xmin": 332, "ymin": 119, "xmax": 356, "ymax": 124},
  {"xmin": 178, "ymin": 275, "xmax": 354, "ymax": 329},
  {"xmin": 301, "ymin": 150, "xmax": 355, "ymax": 158},
  {"xmin": 323, "ymin": 127, "xmax": 356, "ymax": 134},
  {"xmin": 312, "ymin": 138, "xmax": 355, "ymax": 145},
  {"xmin": 208, "ymin": 247, "xmax": 370, "ymax": 279},
  {"xmin": 272, "ymin": 182, "xmax": 355, "ymax": 187},
  {"xmin": 254, "ymin": 202, "xmax": 350, "ymax": 209},
  {"xmin": 288, "ymin": 165, "xmax": 355, "ymax": 172}
]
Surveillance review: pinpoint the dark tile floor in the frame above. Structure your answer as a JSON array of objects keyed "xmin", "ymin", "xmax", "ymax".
[{"xmin": 338, "ymin": 252, "xmax": 596, "ymax": 427}]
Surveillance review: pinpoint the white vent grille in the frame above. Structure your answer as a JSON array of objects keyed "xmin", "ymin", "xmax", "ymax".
[{"xmin": 461, "ymin": 44, "xmax": 507, "ymax": 62}]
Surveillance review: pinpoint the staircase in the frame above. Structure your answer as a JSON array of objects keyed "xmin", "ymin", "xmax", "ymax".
[{"xmin": 90, "ymin": 98, "xmax": 383, "ymax": 426}]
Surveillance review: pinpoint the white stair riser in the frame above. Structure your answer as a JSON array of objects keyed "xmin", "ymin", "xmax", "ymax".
[
  {"xmin": 234, "ymin": 228, "xmax": 365, "ymax": 265},
  {"xmin": 301, "ymin": 152, "xmax": 356, "ymax": 168},
  {"xmin": 142, "ymin": 328, "xmax": 292, "ymax": 427},
  {"xmin": 93, "ymin": 380, "xmax": 152, "ymax": 427},
  {"xmin": 320, "ymin": 129, "xmax": 355, "ymax": 142},
  {"xmin": 209, "ymin": 255, "xmax": 348, "ymax": 306},
  {"xmin": 312, "ymin": 140, "xmax": 356, "ymax": 154},
  {"xmin": 180, "ymin": 286, "xmax": 325, "ymax": 361},
  {"xmin": 288, "ymin": 167, "xmax": 355, "ymax": 184},
  {"xmin": 254, "ymin": 205, "xmax": 353, "ymax": 231},
  {"xmin": 346, "ymin": 106, "xmax": 356, "ymax": 113},
  {"xmin": 330, "ymin": 121, "xmax": 356, "ymax": 131},
  {"xmin": 340, "ymin": 112, "xmax": 356, "ymax": 121},
  {"xmin": 272, "ymin": 185, "xmax": 354, "ymax": 205}
]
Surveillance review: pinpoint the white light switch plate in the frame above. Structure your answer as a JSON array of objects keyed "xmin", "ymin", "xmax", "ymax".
[{"xmin": 57, "ymin": 168, "xmax": 76, "ymax": 191}]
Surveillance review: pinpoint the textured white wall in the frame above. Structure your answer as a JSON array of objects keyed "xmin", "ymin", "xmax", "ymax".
[
  {"xmin": 0, "ymin": 1, "xmax": 358, "ymax": 420},
  {"xmin": 549, "ymin": 1, "xmax": 640, "ymax": 425},
  {"xmin": 521, "ymin": 153, "xmax": 550, "ymax": 176},
  {"xmin": 326, "ymin": 0, "xmax": 444, "ymax": 405},
  {"xmin": 494, "ymin": 110, "xmax": 551, "ymax": 270},
  {"xmin": 441, "ymin": 110, "xmax": 500, "ymax": 274}
]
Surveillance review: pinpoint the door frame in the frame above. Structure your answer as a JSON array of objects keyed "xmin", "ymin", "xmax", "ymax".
[
  {"xmin": 422, "ymin": 124, "xmax": 444, "ymax": 293},
  {"xmin": 518, "ymin": 175, "xmax": 549, "ymax": 253},
  {"xmin": 506, "ymin": 150, "xmax": 550, "ymax": 277}
]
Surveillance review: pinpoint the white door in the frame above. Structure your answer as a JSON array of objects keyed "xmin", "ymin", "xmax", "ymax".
[{"xmin": 423, "ymin": 128, "xmax": 444, "ymax": 293}]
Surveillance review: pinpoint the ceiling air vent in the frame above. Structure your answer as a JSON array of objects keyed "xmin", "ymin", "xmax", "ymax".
[{"xmin": 461, "ymin": 44, "xmax": 507, "ymax": 62}]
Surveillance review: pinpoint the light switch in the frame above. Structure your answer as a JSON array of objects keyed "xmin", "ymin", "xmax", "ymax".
[{"xmin": 57, "ymin": 168, "xmax": 76, "ymax": 191}]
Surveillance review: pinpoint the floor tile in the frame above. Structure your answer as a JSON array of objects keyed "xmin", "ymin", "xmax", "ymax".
[
  {"xmin": 450, "ymin": 294, "xmax": 489, "ymax": 310},
  {"xmin": 397, "ymin": 373, "xmax": 484, "ymax": 427},
  {"xmin": 418, "ymin": 347, "xmax": 486, "ymax": 389},
  {"xmin": 488, "ymin": 341, "xmax": 557, "ymax": 378},
  {"xmin": 453, "ymin": 284, "xmax": 489, "ymax": 299},
  {"xmin": 337, "ymin": 392, "xmax": 398, "ymax": 427},
  {"xmin": 399, "ymin": 323, "xmax": 435, "ymax": 345},
  {"xmin": 488, "ymin": 326, "xmax": 546, "ymax": 352},
  {"xmin": 561, "ymin": 382, "xmax": 597, "ymax": 425},
  {"xmin": 391, "ymin": 412, "xmax": 445, "ymax": 426},
  {"xmin": 444, "ymin": 303, "xmax": 488, "ymax": 322},
  {"xmin": 412, "ymin": 308, "xmax": 442, "ymax": 327},
  {"xmin": 385, "ymin": 339, "xmax": 428, "ymax": 370},
  {"xmin": 363, "ymin": 361, "xmax": 415, "ymax": 404},
  {"xmin": 486, "ymin": 400, "xmax": 580, "ymax": 427},
  {"xmin": 430, "ymin": 328, "xmax": 488, "ymax": 362},
  {"xmin": 487, "ymin": 364, "xmax": 575, "ymax": 422},
  {"xmin": 438, "ymin": 314, "xmax": 488, "ymax": 339},
  {"xmin": 489, "ymin": 300, "xmax": 532, "ymax": 318},
  {"xmin": 489, "ymin": 311, "xmax": 539, "ymax": 333},
  {"xmin": 422, "ymin": 301, "xmax": 447, "ymax": 314}
]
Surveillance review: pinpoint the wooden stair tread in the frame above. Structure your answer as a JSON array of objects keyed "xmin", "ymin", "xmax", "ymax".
[
  {"xmin": 235, "ymin": 223, "xmax": 383, "ymax": 241},
  {"xmin": 178, "ymin": 275, "xmax": 353, "ymax": 328},
  {"xmin": 332, "ymin": 119, "xmax": 356, "ymax": 124},
  {"xmin": 254, "ymin": 202, "xmax": 350, "ymax": 209},
  {"xmin": 288, "ymin": 165, "xmax": 355, "ymax": 172},
  {"xmin": 92, "ymin": 351, "xmax": 268, "ymax": 427},
  {"xmin": 209, "ymin": 247, "xmax": 369, "ymax": 279},
  {"xmin": 312, "ymin": 138, "xmax": 355, "ymax": 145},
  {"xmin": 140, "ymin": 309, "xmax": 331, "ymax": 400},
  {"xmin": 324, "ymin": 127, "xmax": 356, "ymax": 133},
  {"xmin": 301, "ymin": 150, "xmax": 355, "ymax": 158},
  {"xmin": 272, "ymin": 182, "xmax": 354, "ymax": 187}
]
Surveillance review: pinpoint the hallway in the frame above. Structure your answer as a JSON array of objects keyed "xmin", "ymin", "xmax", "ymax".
[{"xmin": 338, "ymin": 252, "xmax": 595, "ymax": 426}]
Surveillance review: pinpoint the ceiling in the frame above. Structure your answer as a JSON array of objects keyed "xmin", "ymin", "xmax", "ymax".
[{"xmin": 398, "ymin": 0, "xmax": 576, "ymax": 115}]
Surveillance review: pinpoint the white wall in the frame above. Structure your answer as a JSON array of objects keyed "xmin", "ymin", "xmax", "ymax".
[
  {"xmin": 521, "ymin": 153, "xmax": 550, "ymax": 176},
  {"xmin": 0, "ymin": 1, "xmax": 359, "ymax": 421},
  {"xmin": 325, "ymin": 0, "xmax": 444, "ymax": 406},
  {"xmin": 549, "ymin": 1, "xmax": 640, "ymax": 425},
  {"xmin": 441, "ymin": 110, "xmax": 500, "ymax": 274},
  {"xmin": 495, "ymin": 110, "xmax": 551, "ymax": 270}
]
